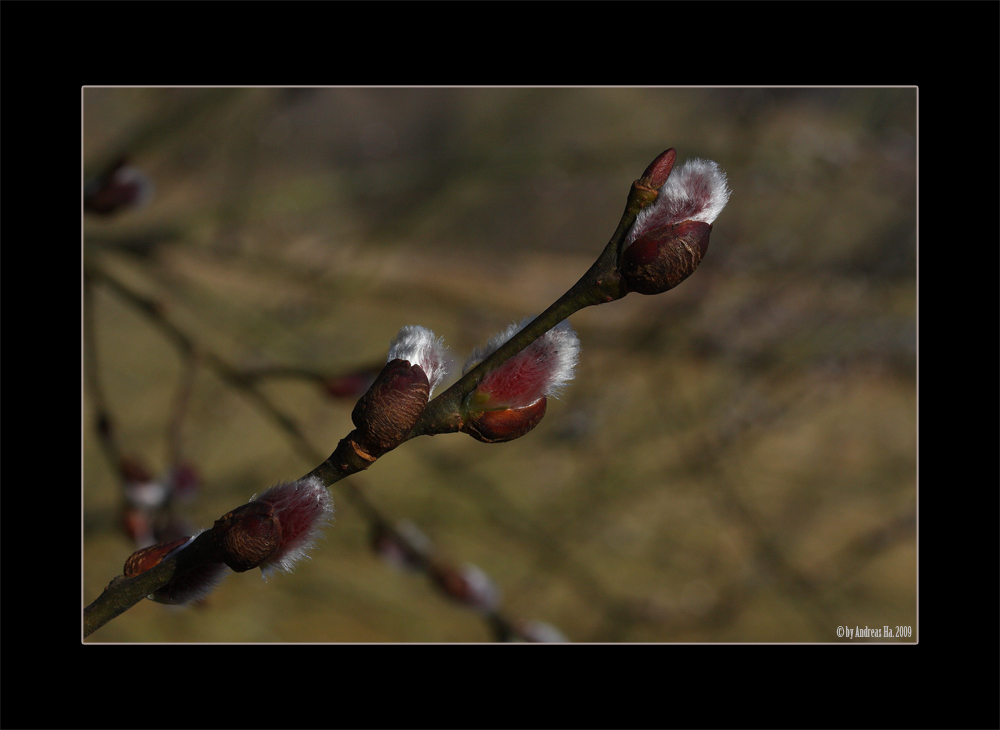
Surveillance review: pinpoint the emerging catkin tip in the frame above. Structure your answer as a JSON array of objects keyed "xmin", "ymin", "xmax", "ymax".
[
  {"xmin": 624, "ymin": 158, "xmax": 731, "ymax": 252},
  {"xmin": 387, "ymin": 325, "xmax": 451, "ymax": 397}
]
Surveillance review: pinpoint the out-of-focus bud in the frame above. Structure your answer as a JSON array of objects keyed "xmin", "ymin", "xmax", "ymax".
[
  {"xmin": 123, "ymin": 534, "xmax": 228, "ymax": 605},
  {"xmin": 121, "ymin": 507, "xmax": 155, "ymax": 547},
  {"xmin": 322, "ymin": 364, "xmax": 382, "ymax": 400},
  {"xmin": 122, "ymin": 478, "xmax": 170, "ymax": 511},
  {"xmin": 118, "ymin": 455, "xmax": 152, "ymax": 485},
  {"xmin": 84, "ymin": 158, "xmax": 154, "ymax": 216},
  {"xmin": 120, "ymin": 455, "xmax": 170, "ymax": 511},
  {"xmin": 515, "ymin": 620, "xmax": 569, "ymax": 643},
  {"xmin": 167, "ymin": 462, "xmax": 200, "ymax": 502},
  {"xmin": 350, "ymin": 326, "xmax": 450, "ymax": 458},
  {"xmin": 460, "ymin": 319, "xmax": 579, "ymax": 443},
  {"xmin": 620, "ymin": 156, "xmax": 730, "ymax": 295},
  {"xmin": 372, "ymin": 519, "xmax": 432, "ymax": 571},
  {"xmin": 432, "ymin": 561, "xmax": 502, "ymax": 613}
]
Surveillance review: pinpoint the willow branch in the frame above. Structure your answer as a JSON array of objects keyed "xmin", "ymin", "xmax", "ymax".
[{"xmin": 85, "ymin": 148, "xmax": 710, "ymax": 639}]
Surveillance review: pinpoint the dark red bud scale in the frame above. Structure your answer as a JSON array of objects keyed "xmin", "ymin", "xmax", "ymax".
[
  {"xmin": 461, "ymin": 397, "xmax": 547, "ymax": 443},
  {"xmin": 636, "ymin": 148, "xmax": 677, "ymax": 192},
  {"xmin": 123, "ymin": 537, "xmax": 192, "ymax": 577},
  {"xmin": 620, "ymin": 220, "xmax": 711, "ymax": 295},
  {"xmin": 84, "ymin": 158, "xmax": 153, "ymax": 216},
  {"xmin": 351, "ymin": 358, "xmax": 430, "ymax": 457},
  {"xmin": 430, "ymin": 562, "xmax": 471, "ymax": 602},
  {"xmin": 213, "ymin": 500, "xmax": 282, "ymax": 572}
]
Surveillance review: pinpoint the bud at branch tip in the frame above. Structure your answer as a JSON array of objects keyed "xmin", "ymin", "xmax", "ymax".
[{"xmin": 619, "ymin": 153, "xmax": 731, "ymax": 295}]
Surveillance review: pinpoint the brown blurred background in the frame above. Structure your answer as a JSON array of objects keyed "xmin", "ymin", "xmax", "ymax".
[{"xmin": 83, "ymin": 87, "xmax": 916, "ymax": 642}]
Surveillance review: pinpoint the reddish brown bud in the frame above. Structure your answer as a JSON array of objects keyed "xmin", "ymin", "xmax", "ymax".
[
  {"xmin": 213, "ymin": 500, "xmax": 282, "ymax": 573},
  {"xmin": 122, "ymin": 534, "xmax": 228, "ymax": 604},
  {"xmin": 636, "ymin": 148, "xmax": 677, "ymax": 191},
  {"xmin": 431, "ymin": 561, "xmax": 501, "ymax": 611},
  {"xmin": 118, "ymin": 455, "xmax": 152, "ymax": 484},
  {"xmin": 620, "ymin": 220, "xmax": 711, "ymax": 295},
  {"xmin": 123, "ymin": 537, "xmax": 192, "ymax": 577},
  {"xmin": 84, "ymin": 158, "xmax": 153, "ymax": 216},
  {"xmin": 351, "ymin": 358, "xmax": 430, "ymax": 457},
  {"xmin": 461, "ymin": 397, "xmax": 547, "ymax": 443},
  {"xmin": 121, "ymin": 507, "xmax": 154, "ymax": 546},
  {"xmin": 372, "ymin": 520, "xmax": 431, "ymax": 571}
]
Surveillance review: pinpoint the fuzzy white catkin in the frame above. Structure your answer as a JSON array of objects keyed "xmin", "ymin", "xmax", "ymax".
[
  {"xmin": 256, "ymin": 477, "xmax": 335, "ymax": 579},
  {"xmin": 624, "ymin": 158, "xmax": 731, "ymax": 251},
  {"xmin": 387, "ymin": 325, "xmax": 451, "ymax": 397},
  {"xmin": 150, "ymin": 534, "xmax": 229, "ymax": 605},
  {"xmin": 463, "ymin": 317, "xmax": 580, "ymax": 403}
]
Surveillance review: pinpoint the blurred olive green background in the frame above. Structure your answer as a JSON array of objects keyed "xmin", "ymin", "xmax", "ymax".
[{"xmin": 83, "ymin": 87, "xmax": 916, "ymax": 642}]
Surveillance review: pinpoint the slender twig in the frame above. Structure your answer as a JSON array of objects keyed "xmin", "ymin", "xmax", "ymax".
[
  {"xmin": 166, "ymin": 348, "xmax": 199, "ymax": 469},
  {"xmin": 83, "ymin": 263, "xmax": 571, "ymax": 638},
  {"xmin": 83, "ymin": 274, "xmax": 124, "ymax": 471},
  {"xmin": 406, "ymin": 178, "xmax": 653, "ymax": 441},
  {"xmin": 301, "ymin": 170, "xmax": 657, "ymax": 487},
  {"xmin": 85, "ymin": 152, "xmax": 678, "ymax": 638}
]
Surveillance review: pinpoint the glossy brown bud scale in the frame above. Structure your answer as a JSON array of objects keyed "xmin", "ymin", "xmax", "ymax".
[
  {"xmin": 123, "ymin": 537, "xmax": 191, "ymax": 577},
  {"xmin": 213, "ymin": 500, "xmax": 282, "ymax": 572},
  {"xmin": 461, "ymin": 397, "xmax": 547, "ymax": 443},
  {"xmin": 620, "ymin": 220, "xmax": 711, "ymax": 295},
  {"xmin": 352, "ymin": 358, "xmax": 430, "ymax": 457},
  {"xmin": 431, "ymin": 561, "xmax": 472, "ymax": 602}
]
